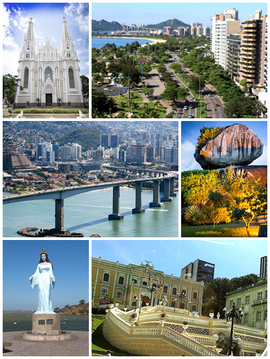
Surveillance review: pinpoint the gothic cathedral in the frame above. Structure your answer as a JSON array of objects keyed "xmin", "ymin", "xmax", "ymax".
[{"xmin": 15, "ymin": 18, "xmax": 84, "ymax": 108}]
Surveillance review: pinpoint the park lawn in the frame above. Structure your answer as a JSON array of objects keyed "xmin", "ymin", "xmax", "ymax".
[{"xmin": 182, "ymin": 222, "xmax": 260, "ymax": 237}]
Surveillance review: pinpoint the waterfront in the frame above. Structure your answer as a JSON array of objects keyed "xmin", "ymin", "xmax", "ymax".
[
  {"xmin": 92, "ymin": 37, "xmax": 155, "ymax": 49},
  {"xmin": 3, "ymin": 187, "xmax": 178, "ymax": 237},
  {"xmin": 3, "ymin": 312, "xmax": 89, "ymax": 332}
]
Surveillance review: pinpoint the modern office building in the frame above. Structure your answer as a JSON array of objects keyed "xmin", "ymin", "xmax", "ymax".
[
  {"xmin": 100, "ymin": 134, "xmax": 119, "ymax": 148},
  {"xmin": 260, "ymin": 256, "xmax": 267, "ymax": 279},
  {"xmin": 92, "ymin": 257, "xmax": 204, "ymax": 313},
  {"xmin": 60, "ymin": 143, "xmax": 82, "ymax": 161},
  {"xmin": 181, "ymin": 259, "xmax": 215, "ymax": 284},
  {"xmin": 36, "ymin": 142, "xmax": 55, "ymax": 165}
]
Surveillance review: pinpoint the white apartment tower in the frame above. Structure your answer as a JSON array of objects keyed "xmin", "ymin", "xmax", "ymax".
[
  {"xmin": 210, "ymin": 9, "xmax": 240, "ymax": 69},
  {"xmin": 15, "ymin": 18, "xmax": 83, "ymax": 108}
]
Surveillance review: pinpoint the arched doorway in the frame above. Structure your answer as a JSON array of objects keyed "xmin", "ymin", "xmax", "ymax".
[
  {"xmin": 141, "ymin": 295, "xmax": 150, "ymax": 307},
  {"xmin": 46, "ymin": 93, "xmax": 52, "ymax": 106}
]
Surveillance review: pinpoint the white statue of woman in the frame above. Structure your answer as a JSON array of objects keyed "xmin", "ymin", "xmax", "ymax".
[{"xmin": 29, "ymin": 249, "xmax": 56, "ymax": 314}]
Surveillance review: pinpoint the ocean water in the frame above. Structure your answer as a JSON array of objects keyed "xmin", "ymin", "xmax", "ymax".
[
  {"xmin": 3, "ymin": 188, "xmax": 178, "ymax": 237},
  {"xmin": 92, "ymin": 37, "xmax": 154, "ymax": 49},
  {"xmin": 3, "ymin": 312, "xmax": 89, "ymax": 332}
]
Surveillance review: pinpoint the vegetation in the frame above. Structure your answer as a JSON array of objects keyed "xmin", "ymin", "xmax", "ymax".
[
  {"xmin": 80, "ymin": 75, "xmax": 89, "ymax": 100},
  {"xmin": 13, "ymin": 107, "xmax": 88, "ymax": 114},
  {"xmin": 196, "ymin": 126, "xmax": 225, "ymax": 151},
  {"xmin": 146, "ymin": 18, "xmax": 190, "ymax": 29},
  {"xmin": 57, "ymin": 127, "xmax": 101, "ymax": 151},
  {"xmin": 92, "ymin": 19, "xmax": 122, "ymax": 32},
  {"xmin": 92, "ymin": 90, "xmax": 118, "ymax": 117},
  {"xmin": 202, "ymin": 274, "xmax": 262, "ymax": 317},
  {"xmin": 182, "ymin": 167, "xmax": 267, "ymax": 236},
  {"xmin": 3, "ymin": 74, "xmax": 20, "ymax": 104}
]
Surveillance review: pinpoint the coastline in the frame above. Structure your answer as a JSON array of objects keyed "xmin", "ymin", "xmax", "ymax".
[{"xmin": 92, "ymin": 36, "xmax": 167, "ymax": 46}]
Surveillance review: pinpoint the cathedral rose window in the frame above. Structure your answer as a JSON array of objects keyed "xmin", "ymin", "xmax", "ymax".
[{"xmin": 45, "ymin": 67, "xmax": 53, "ymax": 82}]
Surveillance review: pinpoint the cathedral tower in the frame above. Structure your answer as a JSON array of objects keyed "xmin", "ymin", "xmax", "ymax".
[{"xmin": 15, "ymin": 17, "xmax": 84, "ymax": 108}]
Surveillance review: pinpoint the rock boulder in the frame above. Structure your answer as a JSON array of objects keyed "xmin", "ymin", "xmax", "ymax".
[{"xmin": 194, "ymin": 124, "xmax": 263, "ymax": 169}]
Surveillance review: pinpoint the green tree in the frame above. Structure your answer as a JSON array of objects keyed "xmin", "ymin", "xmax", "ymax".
[
  {"xmin": 3, "ymin": 74, "xmax": 20, "ymax": 104},
  {"xmin": 80, "ymin": 75, "xmax": 89, "ymax": 99},
  {"xmin": 79, "ymin": 299, "xmax": 85, "ymax": 305},
  {"xmin": 92, "ymin": 90, "xmax": 117, "ymax": 118},
  {"xmin": 224, "ymin": 96, "xmax": 261, "ymax": 118}
]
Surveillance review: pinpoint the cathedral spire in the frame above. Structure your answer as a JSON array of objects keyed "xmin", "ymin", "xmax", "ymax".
[
  {"xmin": 60, "ymin": 17, "xmax": 75, "ymax": 58},
  {"xmin": 21, "ymin": 17, "xmax": 35, "ymax": 59}
]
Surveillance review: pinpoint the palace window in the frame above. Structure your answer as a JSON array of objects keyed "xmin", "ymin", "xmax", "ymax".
[
  {"xmin": 116, "ymin": 291, "xmax": 122, "ymax": 299},
  {"xmin": 192, "ymin": 305, "xmax": 196, "ymax": 311},
  {"xmin": 256, "ymin": 311, "xmax": 261, "ymax": 321},
  {"xmin": 163, "ymin": 286, "xmax": 168, "ymax": 294},
  {"xmin": 229, "ymin": 300, "xmax": 233, "ymax": 308},
  {"xmin": 245, "ymin": 295, "xmax": 250, "ymax": 304},
  {"xmin": 237, "ymin": 298, "xmax": 241, "ymax": 306},
  {"xmin": 142, "ymin": 281, "xmax": 147, "ymax": 286},
  {"xmin": 103, "ymin": 273, "xmax": 109, "ymax": 282},
  {"xmin": 45, "ymin": 67, "xmax": 53, "ymax": 82},
  {"xmin": 258, "ymin": 292, "xmax": 263, "ymax": 300},
  {"xmin": 171, "ymin": 301, "xmax": 176, "ymax": 307},
  {"xmin": 193, "ymin": 292, "xmax": 198, "ymax": 300},
  {"xmin": 172, "ymin": 288, "xmax": 177, "ymax": 295},
  {"xmin": 24, "ymin": 68, "xmax": 29, "ymax": 88},
  {"xmin": 264, "ymin": 310, "xmax": 267, "ymax": 320},
  {"xmin": 118, "ymin": 276, "xmax": 124, "ymax": 285},
  {"xmin": 101, "ymin": 288, "xmax": 107, "ymax": 297},
  {"xmin": 68, "ymin": 68, "xmax": 75, "ymax": 88},
  {"xmin": 244, "ymin": 313, "xmax": 249, "ymax": 324}
]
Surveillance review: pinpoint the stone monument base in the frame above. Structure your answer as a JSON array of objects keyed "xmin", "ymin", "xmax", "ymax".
[
  {"xmin": 22, "ymin": 331, "xmax": 72, "ymax": 341},
  {"xmin": 32, "ymin": 313, "xmax": 61, "ymax": 335}
]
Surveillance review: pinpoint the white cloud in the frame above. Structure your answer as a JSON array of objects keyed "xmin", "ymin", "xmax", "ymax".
[
  {"xmin": 3, "ymin": 5, "xmax": 21, "ymax": 75},
  {"xmin": 64, "ymin": 3, "xmax": 89, "ymax": 35},
  {"xmin": 252, "ymin": 144, "xmax": 267, "ymax": 166},
  {"xmin": 181, "ymin": 140, "xmax": 201, "ymax": 171}
]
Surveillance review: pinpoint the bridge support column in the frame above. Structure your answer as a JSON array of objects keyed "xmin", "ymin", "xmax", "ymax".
[
  {"xmin": 108, "ymin": 186, "xmax": 124, "ymax": 220},
  {"xmin": 132, "ymin": 182, "xmax": 145, "ymax": 214},
  {"xmin": 161, "ymin": 178, "xmax": 173, "ymax": 202},
  {"xmin": 55, "ymin": 199, "xmax": 64, "ymax": 232},
  {"xmin": 170, "ymin": 177, "xmax": 177, "ymax": 197},
  {"xmin": 149, "ymin": 180, "xmax": 163, "ymax": 207}
]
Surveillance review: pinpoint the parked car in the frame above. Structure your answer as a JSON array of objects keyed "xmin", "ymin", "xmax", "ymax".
[
  {"xmin": 188, "ymin": 114, "xmax": 193, "ymax": 118},
  {"xmin": 215, "ymin": 103, "xmax": 219, "ymax": 107},
  {"xmin": 190, "ymin": 96, "xmax": 194, "ymax": 100},
  {"xmin": 184, "ymin": 106, "xmax": 188, "ymax": 110}
]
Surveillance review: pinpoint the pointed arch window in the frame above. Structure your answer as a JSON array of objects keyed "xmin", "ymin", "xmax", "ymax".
[
  {"xmin": 24, "ymin": 67, "xmax": 29, "ymax": 88},
  {"xmin": 45, "ymin": 67, "xmax": 53, "ymax": 82},
  {"xmin": 68, "ymin": 68, "xmax": 75, "ymax": 88}
]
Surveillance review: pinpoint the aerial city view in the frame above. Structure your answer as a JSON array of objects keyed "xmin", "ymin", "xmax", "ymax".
[
  {"xmin": 92, "ymin": 3, "xmax": 267, "ymax": 118},
  {"xmin": 2, "ymin": 1, "xmax": 268, "ymax": 357}
]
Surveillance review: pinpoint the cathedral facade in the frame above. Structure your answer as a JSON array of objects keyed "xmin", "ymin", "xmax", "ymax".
[{"xmin": 15, "ymin": 18, "xmax": 84, "ymax": 108}]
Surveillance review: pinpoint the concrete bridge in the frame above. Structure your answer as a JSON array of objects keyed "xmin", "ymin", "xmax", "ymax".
[
  {"xmin": 105, "ymin": 165, "xmax": 172, "ymax": 178},
  {"xmin": 3, "ymin": 175, "xmax": 177, "ymax": 234}
]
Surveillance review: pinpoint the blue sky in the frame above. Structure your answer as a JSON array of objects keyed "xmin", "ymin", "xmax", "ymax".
[
  {"xmin": 92, "ymin": 239, "xmax": 267, "ymax": 280},
  {"xmin": 92, "ymin": 2, "xmax": 267, "ymax": 27},
  {"xmin": 3, "ymin": 3, "xmax": 89, "ymax": 76},
  {"xmin": 3, "ymin": 240, "xmax": 89, "ymax": 311},
  {"xmin": 181, "ymin": 121, "xmax": 267, "ymax": 171}
]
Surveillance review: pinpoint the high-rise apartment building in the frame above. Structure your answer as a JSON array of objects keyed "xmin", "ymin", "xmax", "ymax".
[
  {"xmin": 210, "ymin": 10, "xmax": 240, "ymax": 69},
  {"xmin": 240, "ymin": 14, "xmax": 267, "ymax": 90},
  {"xmin": 100, "ymin": 134, "xmax": 119, "ymax": 148},
  {"xmin": 126, "ymin": 144, "xmax": 147, "ymax": 163},
  {"xmin": 227, "ymin": 34, "xmax": 241, "ymax": 82},
  {"xmin": 164, "ymin": 26, "xmax": 174, "ymax": 35}
]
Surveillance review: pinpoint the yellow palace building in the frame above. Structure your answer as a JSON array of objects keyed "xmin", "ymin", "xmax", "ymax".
[{"xmin": 92, "ymin": 257, "xmax": 205, "ymax": 314}]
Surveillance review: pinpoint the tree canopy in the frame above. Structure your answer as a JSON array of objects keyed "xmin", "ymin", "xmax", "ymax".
[{"xmin": 3, "ymin": 74, "xmax": 20, "ymax": 104}]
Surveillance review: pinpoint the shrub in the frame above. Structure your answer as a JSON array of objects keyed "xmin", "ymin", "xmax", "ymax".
[
  {"xmin": 13, "ymin": 107, "xmax": 88, "ymax": 114},
  {"xmin": 183, "ymin": 205, "xmax": 200, "ymax": 224}
]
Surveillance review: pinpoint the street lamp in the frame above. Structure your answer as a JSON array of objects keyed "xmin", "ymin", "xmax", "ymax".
[
  {"xmin": 224, "ymin": 303, "xmax": 243, "ymax": 356},
  {"xmin": 174, "ymin": 298, "xmax": 177, "ymax": 313},
  {"xmin": 133, "ymin": 296, "xmax": 138, "ymax": 312}
]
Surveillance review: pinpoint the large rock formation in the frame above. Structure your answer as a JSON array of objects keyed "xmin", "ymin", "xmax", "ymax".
[{"xmin": 194, "ymin": 124, "xmax": 263, "ymax": 169}]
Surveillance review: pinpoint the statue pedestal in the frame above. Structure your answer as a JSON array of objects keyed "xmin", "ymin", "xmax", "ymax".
[{"xmin": 32, "ymin": 313, "xmax": 61, "ymax": 335}]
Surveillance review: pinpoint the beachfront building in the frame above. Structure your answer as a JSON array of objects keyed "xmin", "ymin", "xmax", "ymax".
[
  {"xmin": 92, "ymin": 257, "xmax": 204, "ymax": 314},
  {"xmin": 14, "ymin": 18, "xmax": 83, "ymax": 108},
  {"xmin": 210, "ymin": 9, "xmax": 240, "ymax": 69}
]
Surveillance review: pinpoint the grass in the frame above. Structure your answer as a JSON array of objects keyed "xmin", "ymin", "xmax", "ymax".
[
  {"xmin": 182, "ymin": 222, "xmax": 260, "ymax": 237},
  {"xmin": 13, "ymin": 108, "xmax": 89, "ymax": 114}
]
